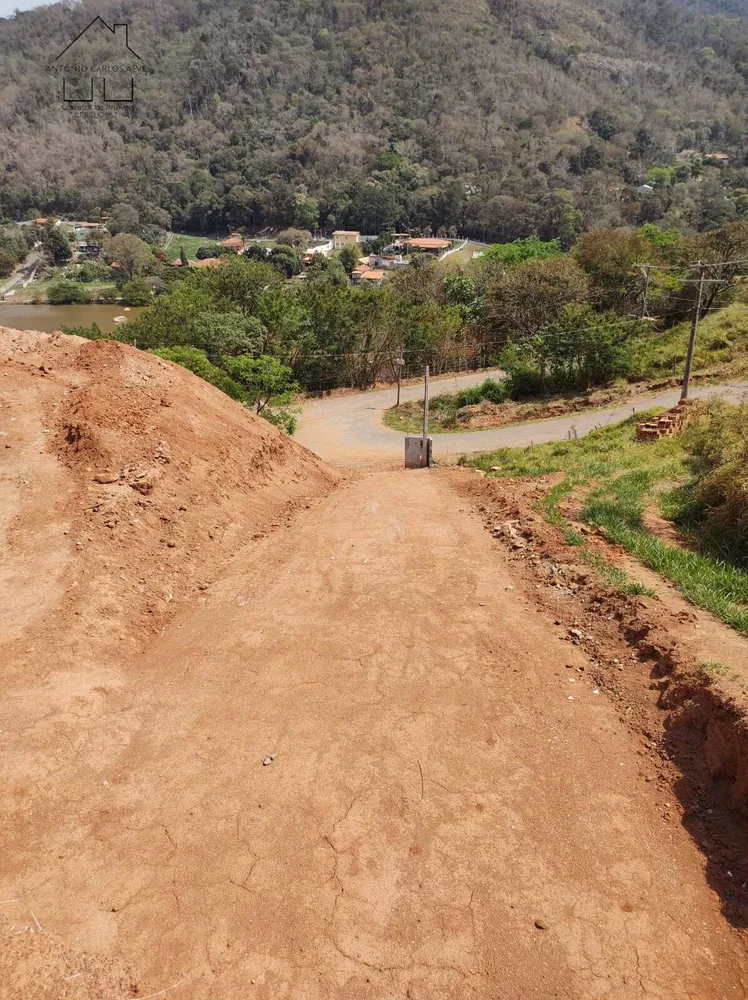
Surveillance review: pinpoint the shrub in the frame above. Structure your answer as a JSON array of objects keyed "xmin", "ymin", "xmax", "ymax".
[
  {"xmin": 60, "ymin": 322, "xmax": 109, "ymax": 340},
  {"xmin": 46, "ymin": 279, "xmax": 93, "ymax": 305},
  {"xmin": 500, "ymin": 305, "xmax": 647, "ymax": 397},
  {"xmin": 149, "ymin": 346, "xmax": 246, "ymax": 401},
  {"xmin": 196, "ymin": 245, "xmax": 219, "ymax": 260},
  {"xmin": 120, "ymin": 278, "xmax": 154, "ymax": 306},
  {"xmin": 455, "ymin": 378, "xmax": 509, "ymax": 407}
]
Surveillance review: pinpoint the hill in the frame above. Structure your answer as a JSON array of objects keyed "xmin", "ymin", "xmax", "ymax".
[{"xmin": 2, "ymin": 0, "xmax": 748, "ymax": 239}]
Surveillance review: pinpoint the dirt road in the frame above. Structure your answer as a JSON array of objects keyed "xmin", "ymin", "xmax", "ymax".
[
  {"xmin": 5, "ymin": 469, "xmax": 747, "ymax": 998},
  {"xmin": 296, "ymin": 377, "xmax": 748, "ymax": 464}
]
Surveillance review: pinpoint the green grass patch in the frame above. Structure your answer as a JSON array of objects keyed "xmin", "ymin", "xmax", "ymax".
[
  {"xmin": 698, "ymin": 660, "xmax": 729, "ymax": 683},
  {"xmin": 165, "ymin": 233, "xmax": 214, "ymax": 262},
  {"xmin": 645, "ymin": 301, "xmax": 748, "ymax": 379},
  {"xmin": 578, "ymin": 548, "xmax": 655, "ymax": 597},
  {"xmin": 466, "ymin": 410, "xmax": 748, "ymax": 632},
  {"xmin": 439, "ymin": 241, "xmax": 488, "ymax": 269}
]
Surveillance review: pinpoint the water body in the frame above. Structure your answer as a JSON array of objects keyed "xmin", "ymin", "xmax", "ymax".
[{"xmin": 0, "ymin": 304, "xmax": 145, "ymax": 334}]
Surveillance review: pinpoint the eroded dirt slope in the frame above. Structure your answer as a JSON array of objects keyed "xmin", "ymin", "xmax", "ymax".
[{"xmin": 0, "ymin": 328, "xmax": 339, "ymax": 668}]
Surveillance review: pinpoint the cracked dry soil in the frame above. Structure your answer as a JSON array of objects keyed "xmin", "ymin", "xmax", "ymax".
[{"xmin": 3, "ymin": 469, "xmax": 748, "ymax": 999}]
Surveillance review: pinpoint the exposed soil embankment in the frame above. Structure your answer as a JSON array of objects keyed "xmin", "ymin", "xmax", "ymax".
[
  {"xmin": 450, "ymin": 468, "xmax": 748, "ymax": 924},
  {"xmin": 0, "ymin": 328, "xmax": 340, "ymax": 670}
]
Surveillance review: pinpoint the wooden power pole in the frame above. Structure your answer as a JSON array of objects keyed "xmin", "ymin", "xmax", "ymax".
[
  {"xmin": 395, "ymin": 346, "xmax": 404, "ymax": 407},
  {"xmin": 681, "ymin": 263, "xmax": 705, "ymax": 400}
]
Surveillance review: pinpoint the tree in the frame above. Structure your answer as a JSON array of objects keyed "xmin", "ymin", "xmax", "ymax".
[
  {"xmin": 501, "ymin": 306, "xmax": 647, "ymax": 396},
  {"xmin": 41, "ymin": 223, "xmax": 72, "ymax": 264},
  {"xmin": 268, "ymin": 245, "xmax": 302, "ymax": 277},
  {"xmin": 573, "ymin": 228, "xmax": 663, "ymax": 312},
  {"xmin": 47, "ymin": 279, "xmax": 93, "ymax": 304},
  {"xmin": 481, "ymin": 257, "xmax": 589, "ymax": 341},
  {"xmin": 222, "ymin": 354, "xmax": 299, "ymax": 413},
  {"xmin": 243, "ymin": 244, "xmax": 270, "ymax": 261},
  {"xmin": 589, "ymin": 108, "xmax": 618, "ymax": 141},
  {"xmin": 107, "ymin": 203, "xmax": 141, "ymax": 236},
  {"xmin": 180, "ymin": 245, "xmax": 189, "ymax": 268},
  {"xmin": 292, "ymin": 196, "xmax": 319, "ymax": 231},
  {"xmin": 277, "ymin": 228, "xmax": 311, "ymax": 247},
  {"xmin": 149, "ymin": 347, "xmax": 246, "ymax": 401},
  {"xmin": 338, "ymin": 245, "xmax": 359, "ymax": 274},
  {"xmin": 196, "ymin": 245, "xmax": 219, "ymax": 260},
  {"xmin": 0, "ymin": 249, "xmax": 15, "ymax": 277},
  {"xmin": 197, "ymin": 312, "xmax": 265, "ymax": 361},
  {"xmin": 443, "ymin": 274, "xmax": 482, "ymax": 321},
  {"xmin": 199, "ymin": 257, "xmax": 283, "ymax": 314},
  {"xmin": 221, "ymin": 354, "xmax": 300, "ymax": 432},
  {"xmin": 678, "ymin": 220, "xmax": 748, "ymax": 315},
  {"xmin": 646, "ymin": 166, "xmax": 676, "ymax": 188},
  {"xmin": 120, "ymin": 278, "xmax": 154, "ymax": 306},
  {"xmin": 102, "ymin": 234, "xmax": 153, "ymax": 281}
]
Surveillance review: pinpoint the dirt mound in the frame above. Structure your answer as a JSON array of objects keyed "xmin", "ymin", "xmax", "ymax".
[{"xmin": 0, "ymin": 328, "xmax": 339, "ymax": 668}]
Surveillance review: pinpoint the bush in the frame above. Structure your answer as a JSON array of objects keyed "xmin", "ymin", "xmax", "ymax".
[
  {"xmin": 120, "ymin": 278, "xmax": 154, "ymax": 306},
  {"xmin": 455, "ymin": 378, "xmax": 509, "ymax": 407},
  {"xmin": 60, "ymin": 322, "xmax": 109, "ymax": 340},
  {"xmin": 500, "ymin": 305, "xmax": 647, "ymax": 397},
  {"xmin": 149, "ymin": 346, "xmax": 246, "ymax": 401},
  {"xmin": 483, "ymin": 236, "xmax": 563, "ymax": 267},
  {"xmin": 196, "ymin": 245, "xmax": 219, "ymax": 260},
  {"xmin": 46, "ymin": 279, "xmax": 93, "ymax": 305}
]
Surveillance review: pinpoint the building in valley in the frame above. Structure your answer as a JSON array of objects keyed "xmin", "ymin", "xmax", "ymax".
[{"xmin": 332, "ymin": 230, "xmax": 361, "ymax": 250}]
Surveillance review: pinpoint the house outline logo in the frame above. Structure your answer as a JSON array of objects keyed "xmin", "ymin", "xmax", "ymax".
[{"xmin": 53, "ymin": 16, "xmax": 141, "ymax": 104}]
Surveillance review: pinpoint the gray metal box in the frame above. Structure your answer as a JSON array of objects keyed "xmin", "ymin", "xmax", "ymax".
[{"xmin": 405, "ymin": 436, "xmax": 432, "ymax": 469}]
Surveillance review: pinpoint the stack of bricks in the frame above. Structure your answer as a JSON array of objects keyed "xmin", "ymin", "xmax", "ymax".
[{"xmin": 635, "ymin": 398, "xmax": 700, "ymax": 442}]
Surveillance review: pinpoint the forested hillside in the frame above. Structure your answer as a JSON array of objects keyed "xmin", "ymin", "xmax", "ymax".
[{"xmin": 3, "ymin": 0, "xmax": 748, "ymax": 239}]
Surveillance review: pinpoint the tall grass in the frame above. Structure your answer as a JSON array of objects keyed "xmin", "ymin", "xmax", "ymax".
[{"xmin": 467, "ymin": 409, "xmax": 748, "ymax": 634}]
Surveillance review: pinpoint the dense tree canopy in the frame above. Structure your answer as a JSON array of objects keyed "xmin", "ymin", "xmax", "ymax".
[{"xmin": 3, "ymin": 0, "xmax": 748, "ymax": 240}]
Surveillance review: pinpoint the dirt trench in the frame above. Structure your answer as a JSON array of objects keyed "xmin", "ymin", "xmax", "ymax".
[{"xmin": 3, "ymin": 466, "xmax": 748, "ymax": 999}]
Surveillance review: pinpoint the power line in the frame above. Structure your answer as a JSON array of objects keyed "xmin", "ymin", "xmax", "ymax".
[{"xmin": 634, "ymin": 257, "xmax": 748, "ymax": 271}]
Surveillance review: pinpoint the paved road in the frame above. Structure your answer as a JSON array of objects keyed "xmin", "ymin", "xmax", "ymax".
[
  {"xmin": 0, "ymin": 252, "xmax": 41, "ymax": 299},
  {"xmin": 296, "ymin": 373, "xmax": 748, "ymax": 465}
]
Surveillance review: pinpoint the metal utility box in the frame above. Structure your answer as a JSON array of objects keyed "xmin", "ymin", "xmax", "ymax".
[{"xmin": 405, "ymin": 436, "xmax": 432, "ymax": 469}]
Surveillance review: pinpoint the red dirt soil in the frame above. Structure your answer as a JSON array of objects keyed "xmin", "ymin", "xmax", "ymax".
[
  {"xmin": 0, "ymin": 328, "xmax": 338, "ymax": 665},
  {"xmin": 3, "ymin": 330, "xmax": 748, "ymax": 999}
]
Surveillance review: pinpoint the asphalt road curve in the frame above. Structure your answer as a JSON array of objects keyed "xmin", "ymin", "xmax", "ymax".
[{"xmin": 296, "ymin": 373, "xmax": 748, "ymax": 465}]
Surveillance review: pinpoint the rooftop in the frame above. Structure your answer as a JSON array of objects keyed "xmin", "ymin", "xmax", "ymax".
[{"xmin": 407, "ymin": 237, "xmax": 451, "ymax": 250}]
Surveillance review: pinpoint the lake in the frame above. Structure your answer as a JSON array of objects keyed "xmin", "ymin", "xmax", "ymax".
[{"xmin": 0, "ymin": 304, "xmax": 145, "ymax": 334}]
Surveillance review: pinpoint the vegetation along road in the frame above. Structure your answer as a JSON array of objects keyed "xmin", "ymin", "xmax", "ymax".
[{"xmin": 296, "ymin": 377, "xmax": 748, "ymax": 465}]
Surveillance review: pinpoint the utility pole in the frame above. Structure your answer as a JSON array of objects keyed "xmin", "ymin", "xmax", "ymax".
[
  {"xmin": 681, "ymin": 262, "xmax": 705, "ymax": 400},
  {"xmin": 395, "ymin": 346, "xmax": 404, "ymax": 407},
  {"xmin": 422, "ymin": 365, "xmax": 430, "ymax": 465}
]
